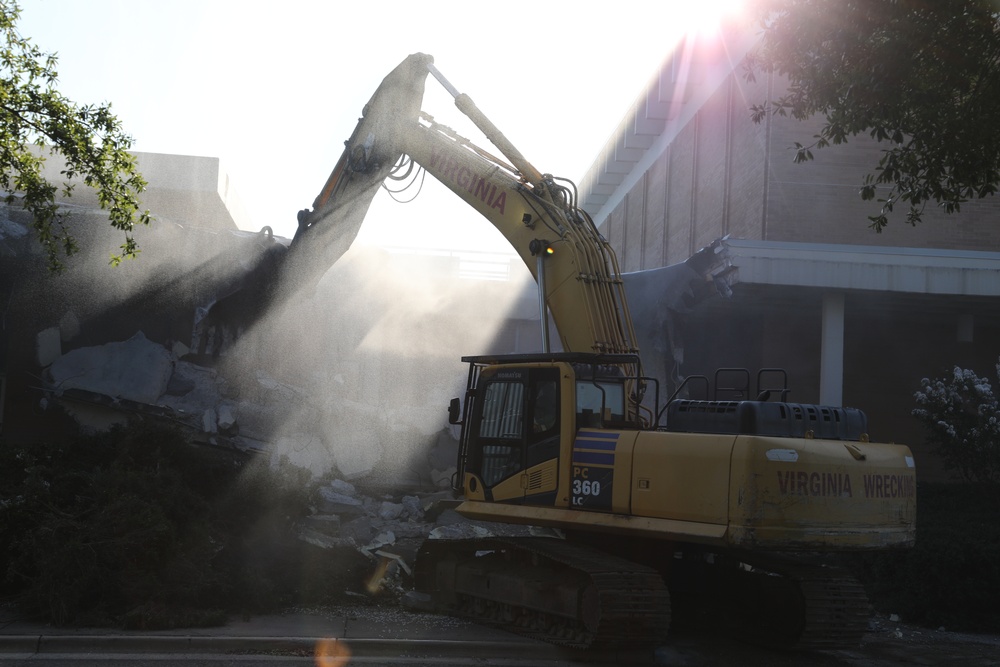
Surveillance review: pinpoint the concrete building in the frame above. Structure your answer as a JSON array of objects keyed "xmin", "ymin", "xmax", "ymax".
[
  {"xmin": 0, "ymin": 152, "xmax": 252, "ymax": 442},
  {"xmin": 578, "ymin": 27, "xmax": 1000, "ymax": 478}
]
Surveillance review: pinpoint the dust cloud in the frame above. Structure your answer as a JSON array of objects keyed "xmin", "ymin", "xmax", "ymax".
[
  {"xmin": 206, "ymin": 240, "xmax": 533, "ymax": 482},
  {"xmin": 24, "ymin": 189, "xmax": 535, "ymax": 487}
]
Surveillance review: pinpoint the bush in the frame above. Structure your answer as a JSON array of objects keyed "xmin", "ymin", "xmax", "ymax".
[
  {"xmin": 0, "ymin": 422, "xmax": 346, "ymax": 628},
  {"xmin": 913, "ymin": 361, "xmax": 1000, "ymax": 484},
  {"xmin": 851, "ymin": 482, "xmax": 1000, "ymax": 632}
]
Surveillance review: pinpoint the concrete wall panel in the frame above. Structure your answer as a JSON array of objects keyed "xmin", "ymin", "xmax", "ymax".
[
  {"xmin": 624, "ymin": 180, "xmax": 646, "ymax": 272},
  {"xmin": 692, "ymin": 82, "xmax": 729, "ymax": 251},
  {"xmin": 667, "ymin": 124, "xmax": 696, "ymax": 264},
  {"xmin": 643, "ymin": 154, "xmax": 668, "ymax": 269},
  {"xmin": 726, "ymin": 73, "xmax": 768, "ymax": 240}
]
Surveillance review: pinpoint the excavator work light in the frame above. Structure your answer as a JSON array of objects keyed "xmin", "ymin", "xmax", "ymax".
[{"xmin": 529, "ymin": 239, "xmax": 554, "ymax": 257}]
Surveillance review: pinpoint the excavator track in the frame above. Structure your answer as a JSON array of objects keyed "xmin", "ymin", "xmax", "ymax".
[
  {"xmin": 414, "ymin": 536, "xmax": 670, "ymax": 648},
  {"xmin": 725, "ymin": 554, "xmax": 872, "ymax": 650}
]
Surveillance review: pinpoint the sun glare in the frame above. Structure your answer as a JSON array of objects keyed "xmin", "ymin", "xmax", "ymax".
[{"xmin": 674, "ymin": 0, "xmax": 747, "ymax": 36}]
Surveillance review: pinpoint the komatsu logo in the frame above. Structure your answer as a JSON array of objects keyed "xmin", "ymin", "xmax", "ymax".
[{"xmin": 428, "ymin": 146, "xmax": 507, "ymax": 214}]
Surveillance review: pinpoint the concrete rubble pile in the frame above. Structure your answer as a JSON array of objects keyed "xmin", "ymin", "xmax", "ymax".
[
  {"xmin": 38, "ymin": 329, "xmax": 460, "ymax": 487},
  {"xmin": 36, "ymin": 325, "xmax": 515, "ymax": 583},
  {"xmin": 299, "ymin": 476, "xmax": 552, "ymax": 597}
]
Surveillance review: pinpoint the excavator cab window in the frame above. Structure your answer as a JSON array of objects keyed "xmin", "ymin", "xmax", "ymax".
[
  {"xmin": 531, "ymin": 380, "xmax": 558, "ymax": 434},
  {"xmin": 469, "ymin": 367, "xmax": 561, "ymax": 491},
  {"xmin": 477, "ymin": 377, "xmax": 525, "ymax": 487},
  {"xmin": 576, "ymin": 379, "xmax": 626, "ymax": 427},
  {"xmin": 526, "ymin": 375, "xmax": 560, "ymax": 468}
]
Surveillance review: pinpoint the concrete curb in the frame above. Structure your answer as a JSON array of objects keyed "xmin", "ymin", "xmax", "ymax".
[
  {"xmin": 2, "ymin": 635, "xmax": 317, "ymax": 655},
  {"xmin": 0, "ymin": 634, "xmax": 647, "ymax": 663}
]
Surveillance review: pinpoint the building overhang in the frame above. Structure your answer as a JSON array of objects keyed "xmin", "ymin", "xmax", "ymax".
[{"xmin": 728, "ymin": 239, "xmax": 1000, "ymax": 297}]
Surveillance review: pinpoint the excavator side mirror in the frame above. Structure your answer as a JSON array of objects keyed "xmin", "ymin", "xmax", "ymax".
[{"xmin": 448, "ymin": 397, "xmax": 462, "ymax": 425}]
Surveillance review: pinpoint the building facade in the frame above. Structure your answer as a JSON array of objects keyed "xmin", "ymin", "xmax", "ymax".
[{"xmin": 579, "ymin": 27, "xmax": 1000, "ymax": 478}]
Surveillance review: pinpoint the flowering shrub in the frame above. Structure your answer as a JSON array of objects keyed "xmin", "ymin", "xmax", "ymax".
[{"xmin": 913, "ymin": 361, "xmax": 1000, "ymax": 484}]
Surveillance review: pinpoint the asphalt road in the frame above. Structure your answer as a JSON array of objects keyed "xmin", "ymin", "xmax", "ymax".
[{"xmin": 1, "ymin": 605, "xmax": 998, "ymax": 666}]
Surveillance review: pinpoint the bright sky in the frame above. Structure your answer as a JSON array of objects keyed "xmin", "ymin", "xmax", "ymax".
[{"xmin": 18, "ymin": 0, "xmax": 743, "ymax": 252}]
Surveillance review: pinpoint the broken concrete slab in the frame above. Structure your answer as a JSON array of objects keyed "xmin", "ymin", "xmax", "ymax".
[
  {"xmin": 328, "ymin": 478, "xmax": 357, "ymax": 497},
  {"xmin": 420, "ymin": 492, "xmax": 460, "ymax": 521},
  {"xmin": 164, "ymin": 373, "xmax": 196, "ymax": 397},
  {"xmin": 378, "ymin": 501, "xmax": 404, "ymax": 521},
  {"xmin": 427, "ymin": 523, "xmax": 493, "ymax": 540},
  {"xmin": 400, "ymin": 495, "xmax": 423, "ymax": 520},
  {"xmin": 47, "ymin": 331, "xmax": 172, "ymax": 405},
  {"xmin": 202, "ymin": 408, "xmax": 217, "ymax": 433},
  {"xmin": 171, "ymin": 340, "xmax": 191, "ymax": 359},
  {"xmin": 295, "ymin": 526, "xmax": 355, "ymax": 550},
  {"xmin": 380, "ymin": 520, "xmax": 434, "ymax": 539},
  {"xmin": 318, "ymin": 486, "xmax": 364, "ymax": 515},
  {"xmin": 158, "ymin": 360, "xmax": 228, "ymax": 413},
  {"xmin": 217, "ymin": 403, "xmax": 237, "ymax": 432},
  {"xmin": 270, "ymin": 432, "xmax": 333, "ymax": 477},
  {"xmin": 374, "ymin": 549, "xmax": 412, "ymax": 576},
  {"xmin": 360, "ymin": 530, "xmax": 396, "ymax": 556}
]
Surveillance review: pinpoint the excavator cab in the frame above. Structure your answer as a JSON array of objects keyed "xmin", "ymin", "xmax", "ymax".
[
  {"xmin": 453, "ymin": 353, "xmax": 652, "ymax": 508},
  {"xmin": 455, "ymin": 361, "xmax": 564, "ymax": 505}
]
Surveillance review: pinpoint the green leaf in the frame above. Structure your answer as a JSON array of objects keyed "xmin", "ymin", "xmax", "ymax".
[
  {"xmin": 0, "ymin": 1, "xmax": 151, "ymax": 270},
  {"xmin": 747, "ymin": 0, "xmax": 1000, "ymax": 231}
]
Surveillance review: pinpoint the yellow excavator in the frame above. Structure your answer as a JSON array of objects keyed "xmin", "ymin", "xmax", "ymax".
[{"xmin": 291, "ymin": 53, "xmax": 916, "ymax": 650}]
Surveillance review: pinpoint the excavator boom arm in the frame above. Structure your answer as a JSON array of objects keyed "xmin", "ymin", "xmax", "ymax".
[{"xmin": 294, "ymin": 53, "xmax": 639, "ymax": 360}]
